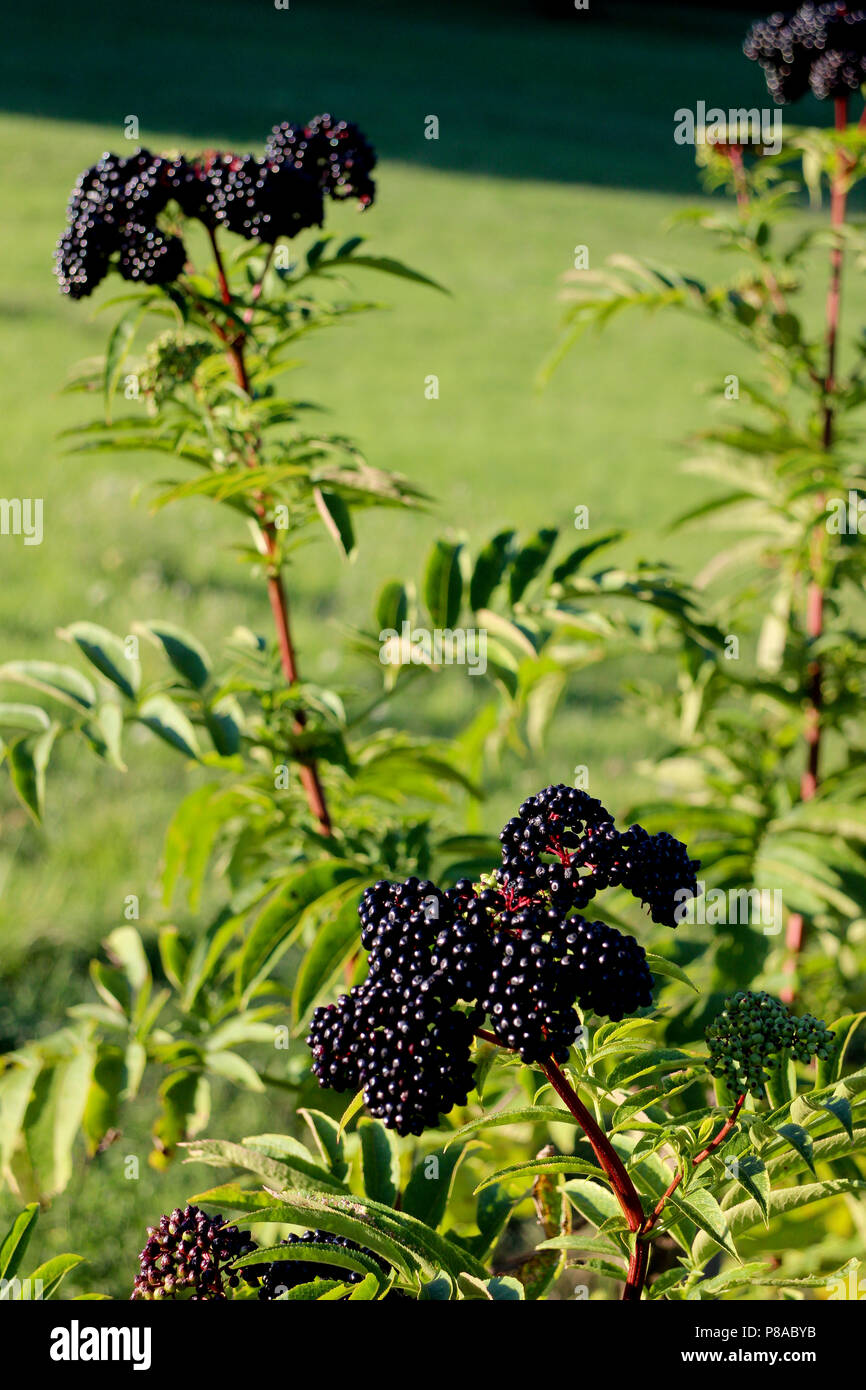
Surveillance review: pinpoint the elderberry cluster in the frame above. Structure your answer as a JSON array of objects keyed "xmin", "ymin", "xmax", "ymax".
[
  {"xmin": 55, "ymin": 115, "xmax": 376, "ymax": 299},
  {"xmin": 307, "ymin": 784, "xmax": 695, "ymax": 1135},
  {"xmin": 131, "ymin": 1205, "xmax": 257, "ymax": 1300},
  {"xmin": 499, "ymin": 784, "xmax": 698, "ymax": 926},
  {"xmin": 744, "ymin": 4, "xmax": 866, "ymax": 104},
  {"xmin": 706, "ymin": 990, "xmax": 834, "ymax": 1096}
]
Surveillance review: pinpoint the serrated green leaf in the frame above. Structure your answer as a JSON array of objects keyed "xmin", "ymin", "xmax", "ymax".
[{"xmin": 358, "ymin": 1119, "xmax": 400, "ymax": 1207}]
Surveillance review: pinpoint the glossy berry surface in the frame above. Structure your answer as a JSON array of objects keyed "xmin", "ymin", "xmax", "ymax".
[{"xmin": 131, "ymin": 1204, "xmax": 257, "ymax": 1300}]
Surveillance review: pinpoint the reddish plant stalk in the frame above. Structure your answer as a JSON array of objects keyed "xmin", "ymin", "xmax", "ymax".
[
  {"xmin": 474, "ymin": 1029, "xmax": 649, "ymax": 1299},
  {"xmin": 640, "ymin": 1093, "xmax": 746, "ymax": 1237},
  {"xmin": 783, "ymin": 95, "xmax": 849, "ymax": 999},
  {"xmin": 207, "ymin": 226, "xmax": 332, "ymax": 836}
]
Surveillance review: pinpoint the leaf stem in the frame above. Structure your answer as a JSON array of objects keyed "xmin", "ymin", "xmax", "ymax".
[
  {"xmin": 208, "ymin": 227, "xmax": 332, "ymax": 836},
  {"xmin": 640, "ymin": 1092, "xmax": 746, "ymax": 1238}
]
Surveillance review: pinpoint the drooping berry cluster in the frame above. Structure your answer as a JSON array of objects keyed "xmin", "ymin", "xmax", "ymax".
[
  {"xmin": 307, "ymin": 785, "xmax": 693, "ymax": 1135},
  {"xmin": 250, "ymin": 1230, "xmax": 387, "ymax": 1299},
  {"xmin": 309, "ymin": 878, "xmax": 483, "ymax": 1136},
  {"xmin": 499, "ymin": 784, "xmax": 698, "ymax": 926},
  {"xmin": 706, "ymin": 990, "xmax": 834, "ymax": 1096},
  {"xmin": 744, "ymin": 4, "xmax": 866, "ymax": 104},
  {"xmin": 55, "ymin": 115, "xmax": 376, "ymax": 299},
  {"xmin": 131, "ymin": 1205, "xmax": 257, "ymax": 1300}
]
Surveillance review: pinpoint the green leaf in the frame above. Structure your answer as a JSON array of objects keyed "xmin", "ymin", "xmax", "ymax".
[
  {"xmin": 728, "ymin": 1155, "xmax": 771, "ymax": 1227},
  {"xmin": 0, "ymin": 1205, "xmax": 39, "ymax": 1281},
  {"xmin": 81, "ymin": 1044, "xmax": 126, "ymax": 1157},
  {"xmin": 402, "ymin": 1146, "xmax": 465, "ymax": 1229},
  {"xmin": 776, "ymin": 1122, "xmax": 816, "ymax": 1175},
  {"xmin": 152, "ymin": 1071, "xmax": 210, "ymax": 1165},
  {"xmin": 137, "ymin": 620, "xmax": 211, "ymax": 690},
  {"xmin": 375, "ymin": 580, "xmax": 409, "ymax": 633},
  {"xmin": 6, "ymin": 731, "xmax": 55, "ymax": 822},
  {"xmin": 508, "ymin": 528, "xmax": 558, "ymax": 603},
  {"xmin": 358, "ymin": 1119, "xmax": 400, "ymax": 1207},
  {"xmin": 27, "ymin": 1253, "xmax": 85, "ymax": 1300},
  {"xmin": 0, "ymin": 660, "xmax": 95, "ymax": 710},
  {"xmin": 419, "ymin": 1273, "xmax": 454, "ymax": 1300},
  {"xmin": 22, "ymin": 1040, "xmax": 95, "ymax": 1197},
  {"xmin": 816, "ymin": 1095, "xmax": 854, "ymax": 1141},
  {"xmin": 256, "ymin": 1189, "xmax": 487, "ymax": 1282},
  {"xmin": 0, "ymin": 703, "xmax": 50, "ymax": 733},
  {"xmin": 292, "ymin": 884, "xmax": 370, "ymax": 1024},
  {"xmin": 205, "ymin": 1051, "xmax": 265, "ymax": 1093},
  {"xmin": 551, "ymin": 530, "xmax": 623, "ymax": 584},
  {"xmin": 666, "ymin": 1187, "xmax": 738, "ymax": 1259},
  {"xmin": 606, "ymin": 1049, "xmax": 694, "ymax": 1089},
  {"xmin": 324, "ymin": 252, "xmax": 447, "ymax": 293},
  {"xmin": 693, "ymin": 1261, "xmax": 771, "ymax": 1299},
  {"xmin": 103, "ymin": 301, "xmax": 145, "ymax": 411},
  {"xmin": 237, "ymin": 862, "xmax": 362, "ymax": 1000},
  {"xmin": 446, "ymin": 1105, "xmax": 579, "ymax": 1148},
  {"xmin": 299, "ymin": 1109, "xmax": 348, "ymax": 1182},
  {"xmin": 645, "ymin": 953, "xmax": 700, "ymax": 995},
  {"xmin": 182, "ymin": 1138, "xmax": 346, "ymax": 1194},
  {"xmin": 57, "ymin": 622, "xmax": 139, "ymax": 698},
  {"xmin": 232, "ymin": 1241, "xmax": 385, "ymax": 1288},
  {"xmin": 137, "ymin": 694, "xmax": 200, "ymax": 758},
  {"xmin": 337, "ymin": 1090, "xmax": 365, "ymax": 1139},
  {"xmin": 563, "ymin": 1179, "xmax": 623, "ymax": 1230},
  {"xmin": 424, "ymin": 540, "xmax": 463, "ymax": 629},
  {"xmin": 475, "ymin": 1155, "xmax": 604, "ymax": 1193},
  {"xmin": 693, "ymin": 1180, "xmax": 866, "ymax": 1265},
  {"xmin": 469, "ymin": 530, "xmax": 515, "ymax": 611},
  {"xmin": 186, "ymin": 1183, "xmax": 278, "ymax": 1213},
  {"xmin": 313, "ymin": 487, "xmax": 356, "ymax": 560}
]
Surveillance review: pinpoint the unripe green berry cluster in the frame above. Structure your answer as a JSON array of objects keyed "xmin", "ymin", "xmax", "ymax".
[{"xmin": 706, "ymin": 990, "xmax": 834, "ymax": 1097}]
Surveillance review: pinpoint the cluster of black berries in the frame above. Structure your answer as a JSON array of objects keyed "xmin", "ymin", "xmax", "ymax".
[
  {"xmin": 499, "ymin": 784, "xmax": 699, "ymax": 926},
  {"xmin": 744, "ymin": 4, "xmax": 866, "ymax": 104},
  {"xmin": 249, "ymin": 1230, "xmax": 387, "ymax": 1299},
  {"xmin": 131, "ymin": 1205, "xmax": 257, "ymax": 1300},
  {"xmin": 307, "ymin": 785, "xmax": 692, "ymax": 1135},
  {"xmin": 706, "ymin": 990, "xmax": 834, "ymax": 1096},
  {"xmin": 55, "ymin": 116, "xmax": 376, "ymax": 299},
  {"xmin": 265, "ymin": 114, "xmax": 377, "ymax": 206},
  {"xmin": 309, "ymin": 878, "xmax": 483, "ymax": 1136}
]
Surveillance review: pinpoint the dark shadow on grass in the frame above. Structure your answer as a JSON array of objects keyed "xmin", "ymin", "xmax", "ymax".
[{"xmin": 4, "ymin": 0, "xmax": 843, "ymax": 196}]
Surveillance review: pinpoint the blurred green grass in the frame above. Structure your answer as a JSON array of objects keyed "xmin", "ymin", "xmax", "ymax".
[{"xmin": 2, "ymin": 0, "xmax": 863, "ymax": 1293}]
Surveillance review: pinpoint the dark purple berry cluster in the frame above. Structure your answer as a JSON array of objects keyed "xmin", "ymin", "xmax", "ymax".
[
  {"xmin": 55, "ymin": 115, "xmax": 376, "ymax": 299},
  {"xmin": 131, "ymin": 1205, "xmax": 257, "ymax": 1300},
  {"xmin": 744, "ymin": 4, "xmax": 866, "ymax": 104},
  {"xmin": 310, "ymin": 878, "xmax": 484, "ymax": 1136},
  {"xmin": 265, "ymin": 114, "xmax": 376, "ymax": 207},
  {"xmin": 307, "ymin": 785, "xmax": 694, "ymax": 1135},
  {"xmin": 500, "ymin": 784, "xmax": 698, "ymax": 926}
]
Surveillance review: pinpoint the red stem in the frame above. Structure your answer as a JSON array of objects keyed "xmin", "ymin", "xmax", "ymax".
[
  {"xmin": 208, "ymin": 227, "xmax": 332, "ymax": 837},
  {"xmin": 783, "ymin": 95, "xmax": 848, "ymax": 999},
  {"xmin": 640, "ymin": 1093, "xmax": 746, "ymax": 1237},
  {"xmin": 474, "ymin": 1030, "xmax": 649, "ymax": 1299}
]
